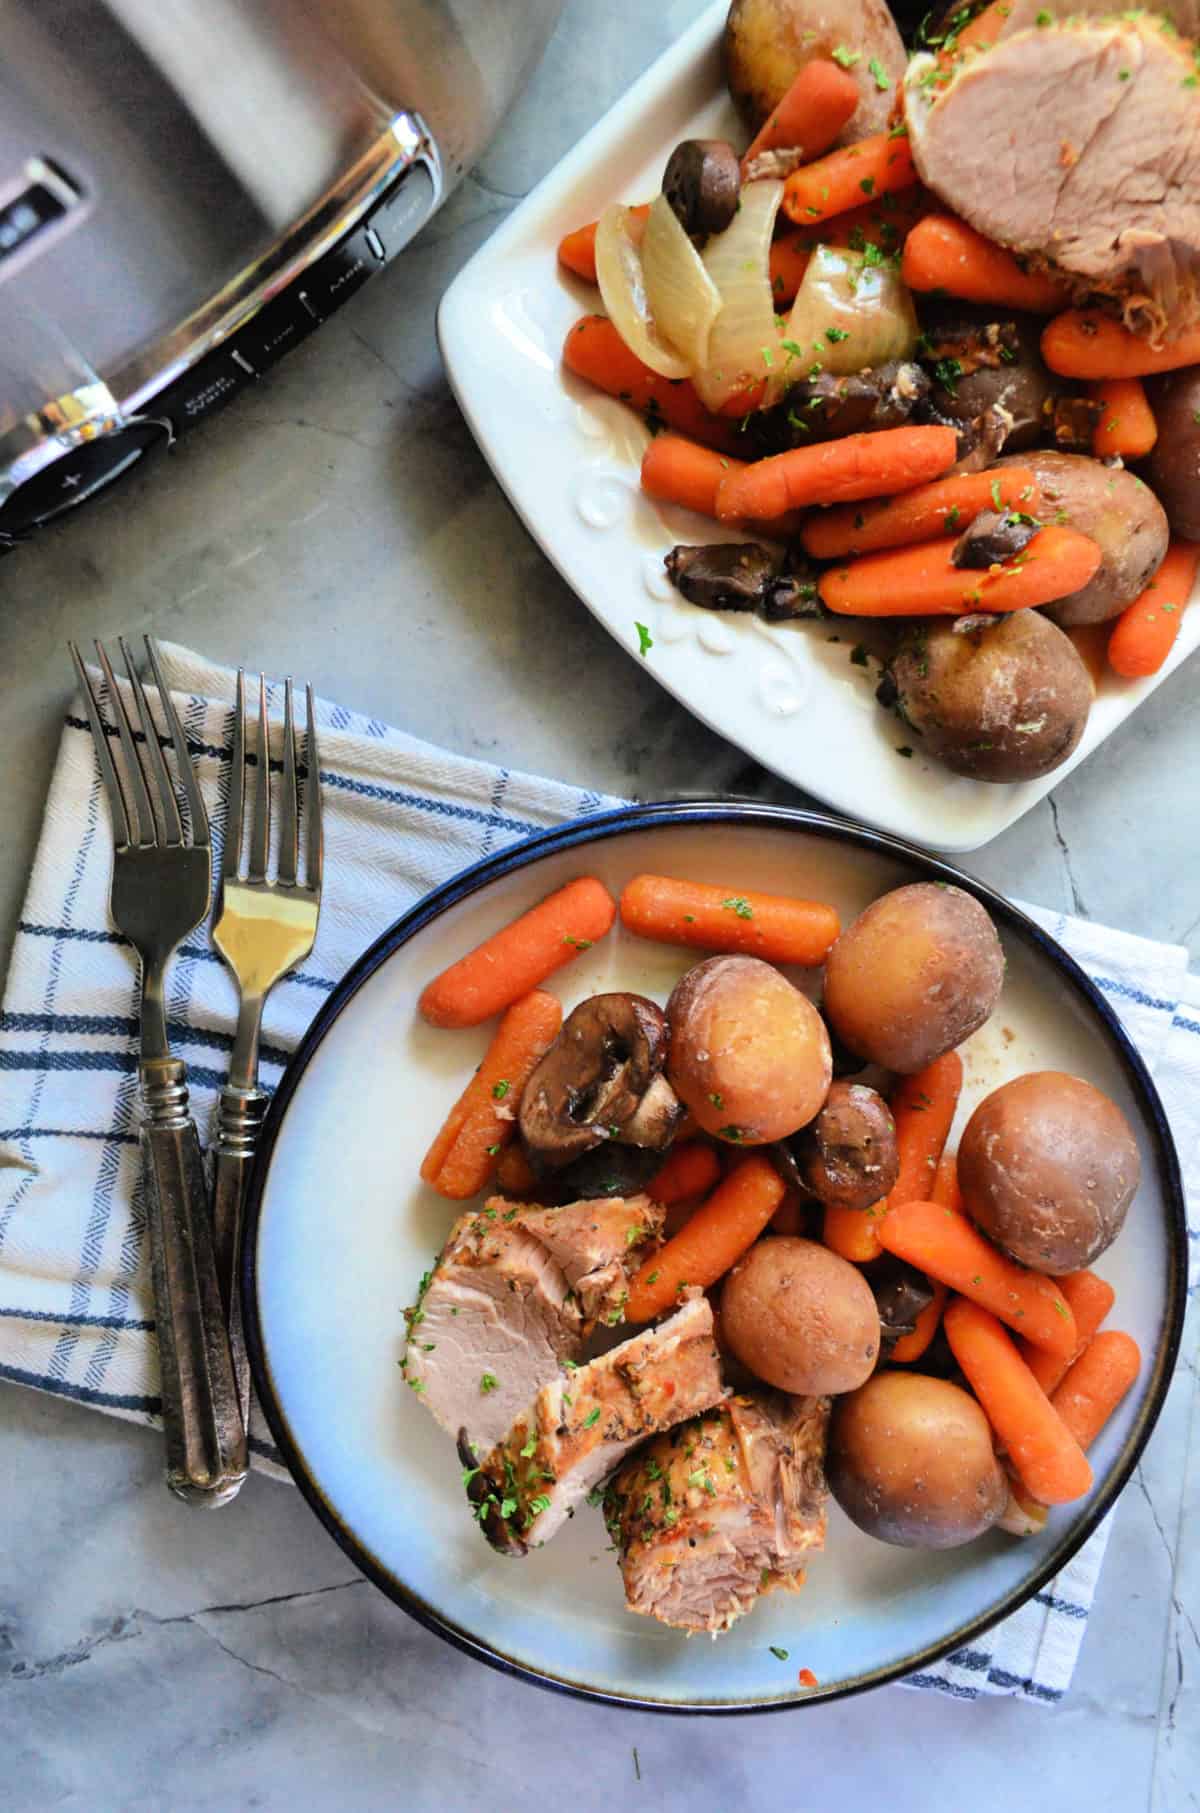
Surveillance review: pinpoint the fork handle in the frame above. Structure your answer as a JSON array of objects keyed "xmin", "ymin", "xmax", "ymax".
[
  {"xmin": 211, "ymin": 1086, "xmax": 269, "ymax": 1433},
  {"xmin": 140, "ymin": 1057, "xmax": 249, "ymax": 1505}
]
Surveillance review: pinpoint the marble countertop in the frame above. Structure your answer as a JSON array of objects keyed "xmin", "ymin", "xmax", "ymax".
[{"xmin": 0, "ymin": 2, "xmax": 1195, "ymax": 1806}]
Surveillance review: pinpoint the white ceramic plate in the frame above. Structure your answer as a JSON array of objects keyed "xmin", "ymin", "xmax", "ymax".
[
  {"xmin": 436, "ymin": 1, "xmax": 1200, "ymax": 854},
  {"xmin": 244, "ymin": 805, "xmax": 1185, "ymax": 1710}
]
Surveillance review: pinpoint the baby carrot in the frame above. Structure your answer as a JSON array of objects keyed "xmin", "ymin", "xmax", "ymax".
[
  {"xmin": 625, "ymin": 1154, "xmax": 785, "ymax": 1322},
  {"xmin": 801, "ymin": 468, "xmax": 1041, "ymax": 559},
  {"xmin": 1019, "ymin": 1269, "xmax": 1115, "ymax": 1394},
  {"xmin": 1050, "ymin": 1330, "xmax": 1141, "ymax": 1451},
  {"xmin": 420, "ymin": 991, "xmax": 563, "ymax": 1199},
  {"xmin": 1108, "ymin": 540, "xmax": 1200, "ymax": 679},
  {"xmin": 494, "ymin": 1142, "xmax": 541, "ymax": 1201},
  {"xmin": 878, "ymin": 1198, "xmax": 1077, "ymax": 1357},
  {"xmin": 819, "ymin": 524, "xmax": 1103, "ymax": 617},
  {"xmin": 1090, "ymin": 377, "xmax": 1158, "ymax": 460},
  {"xmin": 770, "ymin": 189, "xmax": 931, "ymax": 302},
  {"xmin": 641, "ymin": 435, "xmax": 744, "ymax": 518},
  {"xmin": 1042, "ymin": 311, "xmax": 1200, "ymax": 381},
  {"xmin": 890, "ymin": 1152, "xmax": 957, "ymax": 1363},
  {"xmin": 419, "ymin": 876, "xmax": 616, "ymax": 1028},
  {"xmin": 716, "ymin": 425, "xmax": 958, "ymax": 522},
  {"xmin": 557, "ymin": 203, "xmax": 649, "ymax": 283},
  {"xmin": 823, "ymin": 1199, "xmax": 887, "ymax": 1263},
  {"xmin": 562, "ymin": 316, "xmax": 743, "ymax": 454},
  {"xmin": 769, "ymin": 231, "xmax": 811, "ymax": 305},
  {"xmin": 741, "ymin": 59, "xmax": 859, "ymax": 173},
  {"xmin": 890, "ymin": 1052, "xmax": 963, "ymax": 1204},
  {"xmin": 901, "ymin": 215, "xmax": 1071, "ymax": 314},
  {"xmin": 944, "ymin": 1298, "xmax": 1093, "ymax": 1505},
  {"xmin": 951, "ymin": 0, "xmax": 1015, "ymax": 53},
  {"xmin": 619, "ymin": 874, "xmax": 839, "ymax": 965},
  {"xmin": 647, "ymin": 1140, "xmax": 721, "ymax": 1207},
  {"xmin": 781, "ymin": 130, "xmax": 917, "ymax": 227}
]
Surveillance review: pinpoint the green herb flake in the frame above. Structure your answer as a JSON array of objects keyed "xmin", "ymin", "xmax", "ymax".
[
  {"xmin": 859, "ymin": 176, "xmax": 876, "ymax": 197},
  {"xmin": 769, "ymin": 1646, "xmax": 790, "ymax": 1661},
  {"xmin": 868, "ymin": 55, "xmax": 891, "ymax": 89},
  {"xmin": 709, "ymin": 1091, "xmax": 724, "ymax": 1108},
  {"xmin": 520, "ymin": 1433, "xmax": 538, "ymax": 1458},
  {"xmin": 625, "ymin": 1224, "xmax": 646, "ymax": 1247},
  {"xmin": 563, "ymin": 934, "xmax": 593, "ymax": 950},
  {"xmin": 635, "ymin": 621, "xmax": 654, "ymax": 658},
  {"xmin": 583, "ymin": 1406, "xmax": 602, "ymax": 1429},
  {"xmin": 480, "ymin": 1371, "xmax": 499, "ymax": 1394},
  {"xmin": 1036, "ymin": 8, "xmax": 1052, "ymax": 20},
  {"xmin": 646, "ymin": 1269, "xmax": 660, "ymax": 1286},
  {"xmin": 991, "ymin": 478, "xmax": 1004, "ymax": 510},
  {"xmin": 832, "ymin": 43, "xmax": 861, "ymax": 67},
  {"xmin": 492, "ymin": 1079, "xmax": 510, "ymax": 1101},
  {"xmin": 486, "ymin": 1143, "xmax": 500, "ymax": 1155},
  {"xmin": 722, "ymin": 895, "xmax": 754, "ymax": 919},
  {"xmin": 826, "ymin": 325, "xmax": 851, "ymax": 343},
  {"xmin": 528, "ymin": 1494, "xmax": 552, "ymax": 1517}
]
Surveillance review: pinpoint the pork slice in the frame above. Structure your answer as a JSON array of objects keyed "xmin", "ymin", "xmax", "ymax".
[
  {"xmin": 990, "ymin": 0, "xmax": 1200, "ymax": 46},
  {"xmin": 469, "ymin": 1296, "xmax": 726, "ymax": 1553},
  {"xmin": 404, "ymin": 1206, "xmax": 582, "ymax": 1452},
  {"xmin": 604, "ymin": 1391, "xmax": 830, "ymax": 1634},
  {"xmin": 513, "ymin": 1193, "xmax": 664, "ymax": 1331},
  {"xmin": 906, "ymin": 18, "xmax": 1200, "ymax": 336}
]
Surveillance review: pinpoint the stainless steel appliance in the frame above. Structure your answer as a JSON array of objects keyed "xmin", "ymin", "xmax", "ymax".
[{"xmin": 0, "ymin": 0, "xmax": 563, "ymax": 547}]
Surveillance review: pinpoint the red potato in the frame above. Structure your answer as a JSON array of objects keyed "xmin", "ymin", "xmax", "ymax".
[{"xmin": 721, "ymin": 1236, "xmax": 880, "ymax": 1394}]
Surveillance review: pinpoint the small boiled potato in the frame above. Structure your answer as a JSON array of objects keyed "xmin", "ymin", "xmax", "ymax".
[
  {"xmin": 724, "ymin": 0, "xmax": 905, "ymax": 145},
  {"xmin": 796, "ymin": 1079, "xmax": 898, "ymax": 1211},
  {"xmin": 1145, "ymin": 367, "xmax": 1200, "ymax": 539},
  {"xmin": 958, "ymin": 1070, "xmax": 1140, "ymax": 1274},
  {"xmin": 722, "ymin": 1236, "xmax": 879, "ymax": 1394},
  {"xmin": 886, "ymin": 610, "xmax": 1093, "ymax": 783},
  {"xmin": 667, "ymin": 955, "xmax": 832, "ymax": 1143},
  {"xmin": 829, "ymin": 1372, "xmax": 1007, "ymax": 1548},
  {"xmin": 822, "ymin": 883, "xmax": 1004, "ymax": 1074},
  {"xmin": 995, "ymin": 450, "xmax": 1169, "ymax": 626}
]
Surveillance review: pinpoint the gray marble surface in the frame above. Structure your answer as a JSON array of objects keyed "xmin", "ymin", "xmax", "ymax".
[{"xmin": 0, "ymin": 1, "xmax": 1196, "ymax": 1806}]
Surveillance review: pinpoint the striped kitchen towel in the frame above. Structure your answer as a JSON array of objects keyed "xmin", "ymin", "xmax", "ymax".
[{"xmin": 0, "ymin": 640, "xmax": 1196, "ymax": 1708}]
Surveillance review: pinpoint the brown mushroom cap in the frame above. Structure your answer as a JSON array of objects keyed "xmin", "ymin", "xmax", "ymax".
[
  {"xmin": 662, "ymin": 138, "xmax": 741, "ymax": 237},
  {"xmin": 519, "ymin": 992, "xmax": 668, "ymax": 1170}
]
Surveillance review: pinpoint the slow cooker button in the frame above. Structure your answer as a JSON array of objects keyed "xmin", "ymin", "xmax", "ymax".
[
  {"xmin": 297, "ymin": 224, "xmax": 378, "ymax": 321},
  {"xmin": 0, "ymin": 419, "xmax": 171, "ymax": 534},
  {"xmin": 365, "ymin": 163, "xmax": 437, "ymax": 262},
  {"xmin": 149, "ymin": 348, "xmax": 257, "ymax": 437},
  {"xmin": 234, "ymin": 290, "xmax": 319, "ymax": 373}
]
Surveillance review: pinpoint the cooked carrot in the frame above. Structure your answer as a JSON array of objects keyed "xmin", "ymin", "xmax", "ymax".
[
  {"xmin": 562, "ymin": 316, "xmax": 743, "ymax": 454},
  {"xmin": 1090, "ymin": 377, "xmax": 1158, "ymax": 460},
  {"xmin": 930, "ymin": 1150, "xmax": 964, "ymax": 1214},
  {"xmin": 494, "ymin": 1142, "xmax": 541, "ymax": 1201},
  {"xmin": 647, "ymin": 1140, "xmax": 722, "ymax": 1207},
  {"xmin": 1050, "ymin": 1330, "xmax": 1141, "ymax": 1452},
  {"xmin": 641, "ymin": 435, "xmax": 745, "ymax": 518},
  {"xmin": 557, "ymin": 203, "xmax": 649, "ymax": 283},
  {"xmin": 419, "ymin": 877, "xmax": 615, "ymax": 1029},
  {"xmin": 619, "ymin": 873, "xmax": 839, "ymax": 965},
  {"xmin": 944, "ymin": 1299, "xmax": 1093, "ymax": 1505},
  {"xmin": 741, "ymin": 59, "xmax": 860, "ymax": 173},
  {"xmin": 716, "ymin": 425, "xmax": 958, "ymax": 522},
  {"xmin": 769, "ymin": 232, "xmax": 811, "ymax": 306},
  {"xmin": 820, "ymin": 523, "xmax": 1103, "ymax": 617},
  {"xmin": 1019, "ymin": 1269, "xmax": 1116, "ymax": 1394},
  {"xmin": 901, "ymin": 214, "xmax": 1070, "ymax": 314},
  {"xmin": 770, "ymin": 189, "xmax": 931, "ymax": 302},
  {"xmin": 891, "ymin": 1053, "xmax": 963, "ymax": 1208},
  {"xmin": 802, "ymin": 468, "xmax": 1041, "ymax": 559},
  {"xmin": 420, "ymin": 991, "xmax": 563, "ymax": 1199},
  {"xmin": 879, "ymin": 1198, "xmax": 1077, "ymax": 1357},
  {"xmin": 782, "ymin": 130, "xmax": 917, "ymax": 227},
  {"xmin": 1042, "ymin": 311, "xmax": 1200, "ymax": 380},
  {"xmin": 1108, "ymin": 540, "xmax": 1200, "ymax": 679},
  {"xmin": 625, "ymin": 1155, "xmax": 785, "ymax": 1322},
  {"xmin": 771, "ymin": 1186, "xmax": 806, "ymax": 1236},
  {"xmin": 888, "ymin": 1140, "xmax": 960, "ymax": 1362},
  {"xmin": 823, "ymin": 1199, "xmax": 887, "ymax": 1263},
  {"xmin": 952, "ymin": 0, "xmax": 1015, "ymax": 53}
]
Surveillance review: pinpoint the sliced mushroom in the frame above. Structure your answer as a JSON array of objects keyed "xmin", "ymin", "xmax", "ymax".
[
  {"xmin": 1052, "ymin": 393, "xmax": 1104, "ymax": 453},
  {"xmin": 951, "ymin": 508, "xmax": 1040, "ymax": 569},
  {"xmin": 662, "ymin": 138, "xmax": 740, "ymax": 237},
  {"xmin": 616, "ymin": 1073, "xmax": 684, "ymax": 1150},
  {"xmin": 554, "ymin": 1143, "xmax": 664, "ymax": 1201},
  {"xmin": 749, "ymin": 360, "xmax": 930, "ymax": 454},
  {"xmin": 519, "ymin": 992, "xmax": 668, "ymax": 1171},
  {"xmin": 867, "ymin": 1256, "xmax": 934, "ymax": 1363},
  {"xmin": 665, "ymin": 543, "xmax": 823, "ymax": 620}
]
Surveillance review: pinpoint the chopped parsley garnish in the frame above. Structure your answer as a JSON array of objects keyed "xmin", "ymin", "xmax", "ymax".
[
  {"xmin": 583, "ymin": 1406, "xmax": 602, "ymax": 1428},
  {"xmin": 492, "ymin": 1080, "xmax": 510, "ymax": 1101},
  {"xmin": 635, "ymin": 621, "xmax": 653, "ymax": 658},
  {"xmin": 722, "ymin": 895, "xmax": 754, "ymax": 918},
  {"xmin": 831, "ymin": 44, "xmax": 860, "ymax": 66},
  {"xmin": 520, "ymin": 1433, "xmax": 538, "ymax": 1458},
  {"xmin": 769, "ymin": 1646, "xmax": 790, "ymax": 1661},
  {"xmin": 709, "ymin": 1091, "xmax": 724, "ymax": 1108},
  {"xmin": 480, "ymin": 1372, "xmax": 499, "ymax": 1394},
  {"xmin": 646, "ymin": 1269, "xmax": 660, "ymax": 1286},
  {"xmin": 781, "ymin": 338, "xmax": 806, "ymax": 359},
  {"xmin": 991, "ymin": 479, "xmax": 1004, "ymax": 509},
  {"xmin": 563, "ymin": 935, "xmax": 593, "ymax": 949},
  {"xmin": 486, "ymin": 1143, "xmax": 500, "ymax": 1156},
  {"xmin": 625, "ymin": 1224, "xmax": 647, "ymax": 1246},
  {"xmin": 826, "ymin": 325, "xmax": 851, "ymax": 342},
  {"xmin": 859, "ymin": 176, "xmax": 875, "ymax": 197},
  {"xmin": 1036, "ymin": 7, "xmax": 1052, "ymax": 20},
  {"xmin": 719, "ymin": 1125, "xmax": 747, "ymax": 1142},
  {"xmin": 528, "ymin": 1493, "xmax": 552, "ymax": 1518},
  {"xmin": 868, "ymin": 56, "xmax": 891, "ymax": 89},
  {"xmin": 945, "ymin": 505, "xmax": 962, "ymax": 529},
  {"xmin": 933, "ymin": 356, "xmax": 964, "ymax": 397}
]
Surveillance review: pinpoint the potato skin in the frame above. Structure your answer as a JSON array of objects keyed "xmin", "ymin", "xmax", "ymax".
[
  {"xmin": 958, "ymin": 1071, "xmax": 1140, "ymax": 1274},
  {"xmin": 723, "ymin": 0, "xmax": 905, "ymax": 146},
  {"xmin": 995, "ymin": 450, "xmax": 1169, "ymax": 626},
  {"xmin": 667, "ymin": 955, "xmax": 832, "ymax": 1143},
  {"xmin": 822, "ymin": 883, "xmax": 1004, "ymax": 1074},
  {"xmin": 722, "ymin": 1236, "xmax": 880, "ymax": 1394},
  {"xmin": 796, "ymin": 1080, "xmax": 899, "ymax": 1211},
  {"xmin": 829, "ymin": 1372, "xmax": 1008, "ymax": 1548},
  {"xmin": 1145, "ymin": 367, "xmax": 1200, "ymax": 540},
  {"xmin": 886, "ymin": 610, "xmax": 1093, "ymax": 784}
]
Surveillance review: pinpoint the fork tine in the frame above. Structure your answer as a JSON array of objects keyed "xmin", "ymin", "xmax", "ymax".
[
  {"xmin": 223, "ymin": 668, "xmax": 246, "ymax": 882},
  {"xmin": 278, "ymin": 677, "xmax": 299, "ymax": 887},
  {"xmin": 120, "ymin": 637, "xmax": 184, "ymax": 848},
  {"xmin": 304, "ymin": 683, "xmax": 323, "ymax": 897},
  {"xmin": 144, "ymin": 637, "xmax": 210, "ymax": 850},
  {"xmin": 94, "ymin": 639, "xmax": 156, "ymax": 848},
  {"xmin": 69, "ymin": 641, "xmax": 134, "ymax": 849},
  {"xmin": 247, "ymin": 673, "xmax": 271, "ymax": 884}
]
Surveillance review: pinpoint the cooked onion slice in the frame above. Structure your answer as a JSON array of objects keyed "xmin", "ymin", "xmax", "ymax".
[
  {"xmin": 641, "ymin": 195, "xmax": 723, "ymax": 370},
  {"xmin": 776, "ymin": 245, "xmax": 918, "ymax": 395},
  {"xmin": 595, "ymin": 202, "xmax": 691, "ymax": 380},
  {"xmin": 693, "ymin": 177, "xmax": 785, "ymax": 414}
]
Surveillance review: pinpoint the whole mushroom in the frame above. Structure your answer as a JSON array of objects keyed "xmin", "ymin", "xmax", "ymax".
[{"xmin": 519, "ymin": 993, "xmax": 679, "ymax": 1171}]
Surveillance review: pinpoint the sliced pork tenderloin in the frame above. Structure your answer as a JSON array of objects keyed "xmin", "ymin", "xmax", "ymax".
[
  {"xmin": 404, "ymin": 1195, "xmax": 663, "ymax": 1449},
  {"xmin": 983, "ymin": 0, "xmax": 1200, "ymax": 48},
  {"xmin": 906, "ymin": 16, "xmax": 1200, "ymax": 337},
  {"xmin": 603, "ymin": 1391, "xmax": 830, "ymax": 1634},
  {"xmin": 467, "ymin": 1296, "xmax": 726, "ymax": 1554}
]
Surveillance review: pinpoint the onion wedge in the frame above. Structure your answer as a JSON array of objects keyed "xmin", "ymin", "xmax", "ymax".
[
  {"xmin": 693, "ymin": 177, "xmax": 785, "ymax": 414},
  {"xmin": 595, "ymin": 202, "xmax": 691, "ymax": 380},
  {"xmin": 773, "ymin": 245, "xmax": 918, "ymax": 399},
  {"xmin": 641, "ymin": 195, "xmax": 723, "ymax": 370}
]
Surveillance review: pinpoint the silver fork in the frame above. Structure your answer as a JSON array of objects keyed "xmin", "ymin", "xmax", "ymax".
[
  {"xmin": 212, "ymin": 671, "xmax": 322, "ymax": 1427},
  {"xmin": 69, "ymin": 636, "xmax": 248, "ymax": 1505}
]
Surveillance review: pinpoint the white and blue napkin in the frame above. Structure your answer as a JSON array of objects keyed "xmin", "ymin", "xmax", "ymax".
[{"xmin": 1, "ymin": 641, "xmax": 1196, "ymax": 1707}]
